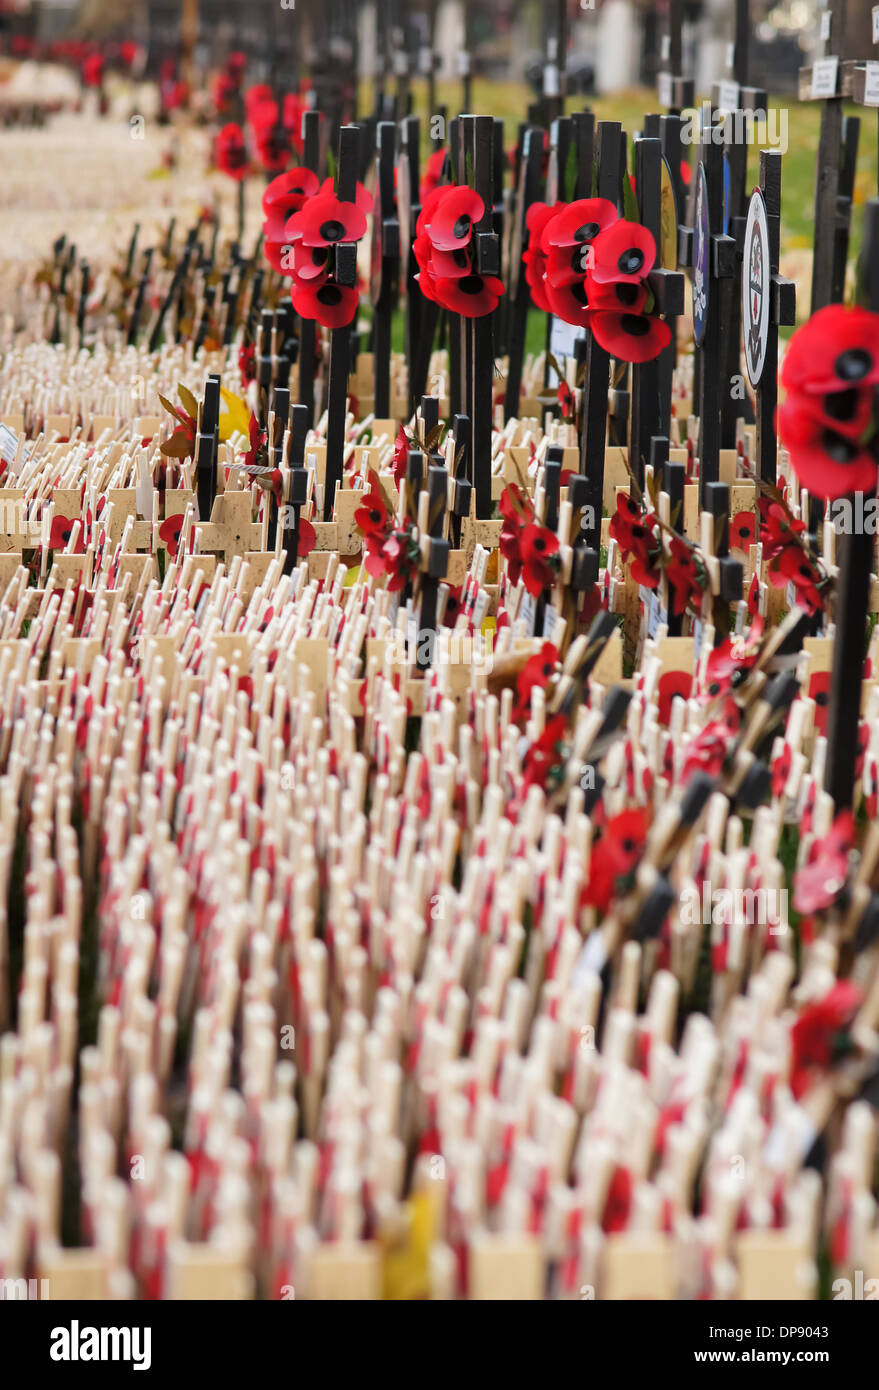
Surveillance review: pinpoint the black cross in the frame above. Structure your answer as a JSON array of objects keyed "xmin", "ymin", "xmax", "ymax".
[
  {"xmin": 459, "ymin": 114, "xmax": 500, "ymax": 520},
  {"xmin": 297, "ymin": 109, "xmax": 321, "ymax": 426},
  {"xmin": 370, "ymin": 121, "xmax": 399, "ymax": 419},
  {"xmin": 323, "ymin": 123, "xmax": 361, "ymax": 520}
]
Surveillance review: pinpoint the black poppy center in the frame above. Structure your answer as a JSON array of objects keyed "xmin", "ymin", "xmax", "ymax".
[
  {"xmin": 453, "ymin": 215, "xmax": 471, "ymax": 240},
  {"xmin": 621, "ymin": 314, "xmax": 650, "ymax": 336},
  {"xmin": 618, "ymin": 248, "xmax": 644, "ymax": 275},
  {"xmin": 312, "ymin": 248, "xmax": 328, "ymax": 266},
  {"xmin": 824, "ymin": 387, "xmax": 859, "ymax": 422},
  {"xmin": 317, "ymin": 285, "xmax": 342, "ymax": 305},
  {"xmin": 320, "ymin": 219, "xmax": 346, "ymax": 242},
  {"xmin": 572, "ymin": 281, "xmax": 589, "ymax": 306},
  {"xmin": 575, "ymin": 221, "xmax": 600, "ymax": 242},
  {"xmin": 532, "ymin": 536, "xmax": 547, "ymax": 552},
  {"xmin": 616, "ymin": 283, "xmax": 640, "ymax": 306},
  {"xmin": 822, "ymin": 430, "xmax": 858, "ymax": 464},
  {"xmin": 458, "ymin": 275, "xmax": 484, "ymax": 295},
  {"xmin": 834, "ymin": 348, "xmax": 872, "ymax": 382}
]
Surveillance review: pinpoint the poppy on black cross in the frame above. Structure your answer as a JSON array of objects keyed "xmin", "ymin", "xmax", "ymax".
[
  {"xmin": 459, "ymin": 114, "xmax": 499, "ymax": 521},
  {"xmin": 297, "ymin": 110, "xmax": 322, "ymax": 426}
]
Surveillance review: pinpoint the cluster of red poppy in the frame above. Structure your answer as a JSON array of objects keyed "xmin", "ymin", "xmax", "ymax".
[
  {"xmin": 414, "ymin": 184, "xmax": 504, "ymax": 318},
  {"xmin": 778, "ymin": 305, "xmax": 879, "ymax": 502},
  {"xmin": 523, "ymin": 197, "xmax": 670, "ymax": 362},
  {"xmin": 262, "ymin": 168, "xmax": 372, "ymax": 329},
  {"xmin": 498, "ymin": 484, "xmax": 560, "ymax": 597},
  {"xmin": 354, "ymin": 471, "xmax": 419, "ymax": 591},
  {"xmin": 214, "ymin": 73, "xmax": 307, "ymax": 181},
  {"xmin": 609, "ymin": 493, "xmax": 708, "ymax": 617},
  {"xmin": 758, "ymin": 495, "xmax": 827, "ymax": 616}
]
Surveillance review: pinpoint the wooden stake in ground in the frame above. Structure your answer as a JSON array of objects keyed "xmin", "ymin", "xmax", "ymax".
[{"xmin": 824, "ymin": 198, "xmax": 879, "ymax": 810}]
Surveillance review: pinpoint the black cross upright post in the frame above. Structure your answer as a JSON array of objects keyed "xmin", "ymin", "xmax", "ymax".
[
  {"xmin": 800, "ymin": 0, "xmax": 856, "ymax": 542},
  {"xmin": 265, "ymin": 385, "xmax": 290, "ymax": 553},
  {"xmin": 802, "ymin": 0, "xmax": 856, "ymax": 313},
  {"xmin": 282, "ymin": 403, "xmax": 310, "ymax": 575},
  {"xmin": 658, "ymin": 0, "xmax": 695, "ymax": 215},
  {"xmin": 449, "ymin": 412, "xmax": 472, "ymax": 549},
  {"xmin": 711, "ymin": 0, "xmax": 761, "ymax": 447},
  {"xmin": 541, "ymin": 112, "xmax": 574, "ymax": 395},
  {"xmin": 398, "ymin": 115, "xmax": 424, "ymax": 411},
  {"xmin": 461, "ymin": 114, "xmax": 500, "ymax": 520},
  {"xmin": 578, "ymin": 121, "xmax": 623, "ymax": 553},
  {"xmin": 298, "ymin": 109, "xmax": 321, "ymax": 425},
  {"xmin": 324, "ymin": 123, "xmax": 361, "ymax": 521},
  {"xmin": 370, "ymin": 121, "xmax": 399, "ymax": 419},
  {"xmin": 504, "ymin": 126, "xmax": 547, "ymax": 425},
  {"xmin": 703, "ymin": 480, "xmax": 743, "ymax": 643},
  {"xmin": 840, "ymin": 6, "xmax": 879, "ymax": 195},
  {"xmin": 752, "ymin": 151, "xmax": 797, "ymax": 485},
  {"xmin": 541, "ymin": 0, "xmax": 568, "ymax": 128},
  {"xmin": 196, "ymin": 374, "xmax": 221, "ymax": 524},
  {"xmin": 693, "ymin": 119, "xmax": 737, "ymax": 510},
  {"xmin": 630, "ymin": 136, "xmax": 685, "ymax": 489},
  {"xmin": 448, "ymin": 116, "xmax": 464, "ymax": 422},
  {"xmin": 824, "ymin": 197, "xmax": 879, "ymax": 809},
  {"xmin": 417, "ymin": 459, "xmax": 450, "ymax": 670}
]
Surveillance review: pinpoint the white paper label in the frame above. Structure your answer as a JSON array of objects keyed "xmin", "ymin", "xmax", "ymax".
[
  {"xmin": 542, "ymin": 602, "xmax": 559, "ymax": 641},
  {"xmin": 640, "ymin": 585, "xmax": 661, "ymax": 639},
  {"xmin": 864, "ymin": 61, "xmax": 879, "ymax": 107},
  {"xmin": 519, "ymin": 590, "xmax": 537, "ymax": 635},
  {"xmin": 658, "ymin": 72, "xmax": 673, "ymax": 106},
  {"xmin": 549, "ymin": 317, "xmax": 587, "ymax": 366},
  {"xmin": 543, "ymin": 65, "xmax": 560, "ymax": 97},
  {"xmin": 820, "ymin": 10, "xmax": 831, "ymax": 40},
  {"xmin": 661, "ymin": 35, "xmax": 670, "ymax": 61},
  {"xmin": 811, "ymin": 56, "xmax": 839, "ymax": 98},
  {"xmin": 717, "ymin": 80, "xmax": 739, "ymax": 113},
  {"xmin": 456, "ymin": 51, "xmax": 471, "ymax": 77},
  {"xmin": 418, "ymin": 46, "xmax": 432, "ymax": 75},
  {"xmin": 726, "ymin": 42, "xmax": 735, "ymax": 70},
  {"xmin": 0, "ymin": 424, "xmax": 22, "ymax": 470},
  {"xmin": 692, "ymin": 618, "xmax": 704, "ymax": 654},
  {"xmin": 874, "ymin": 5, "xmax": 879, "ymax": 43}
]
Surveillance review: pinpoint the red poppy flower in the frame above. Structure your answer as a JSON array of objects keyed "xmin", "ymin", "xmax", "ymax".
[
  {"xmin": 730, "ymin": 511, "xmax": 756, "ymax": 551},
  {"xmin": 657, "ymin": 669, "xmax": 692, "ymax": 725},
  {"xmin": 771, "ymin": 743, "xmax": 792, "ymax": 800},
  {"xmin": 747, "ymin": 572, "xmax": 761, "ymax": 617},
  {"xmin": 158, "ymin": 513, "xmax": 184, "ymax": 560},
  {"xmin": 609, "ymin": 492, "xmax": 647, "ymax": 549},
  {"xmin": 583, "ymin": 808, "xmax": 649, "ymax": 911},
  {"xmin": 780, "ymin": 379, "xmax": 875, "ymax": 445},
  {"xmin": 392, "ymin": 425, "xmax": 409, "ymax": 486},
  {"xmin": 243, "ymin": 413, "xmax": 265, "ymax": 474},
  {"xmin": 216, "ymin": 124, "xmax": 249, "ymax": 181},
  {"xmin": 602, "ymin": 1166, "xmax": 633, "ymax": 1235},
  {"xmin": 666, "ymin": 536, "xmax": 706, "ymax": 616},
  {"xmin": 297, "ymin": 516, "xmax": 317, "ymax": 559},
  {"xmin": 587, "ymin": 279, "xmax": 648, "ymax": 314},
  {"xmin": 245, "ymin": 84, "xmax": 275, "ymax": 123},
  {"xmin": 82, "ymin": 53, "xmax": 104, "ymax": 87},
  {"xmin": 768, "ymin": 546, "xmax": 823, "ymax": 616},
  {"xmin": 794, "ymin": 812, "xmax": 853, "ymax": 915},
  {"xmin": 526, "ymin": 200, "xmax": 565, "ymax": 242},
  {"xmin": 354, "ymin": 478, "xmax": 389, "ymax": 540},
  {"xmin": 523, "ymin": 714, "xmax": 568, "ymax": 790},
  {"xmin": 781, "ymin": 305, "xmax": 879, "ymax": 399},
  {"xmin": 262, "ymin": 166, "xmax": 320, "ymax": 217},
  {"xmin": 264, "ymin": 238, "xmax": 296, "ymax": 274},
  {"xmin": 704, "ymin": 621, "xmax": 762, "ymax": 698},
  {"xmin": 515, "ymin": 643, "xmax": 559, "ymax": 719},
  {"xmin": 545, "ymin": 240, "xmax": 595, "ymax": 288},
  {"xmin": 681, "ymin": 701, "xmax": 740, "ymax": 784},
  {"xmin": 759, "ymin": 498, "xmax": 806, "ymax": 561},
  {"xmin": 591, "ymin": 311, "xmax": 670, "ymax": 363},
  {"xmin": 433, "ymin": 274, "xmax": 504, "ymax": 318},
  {"xmin": 238, "ymin": 342, "xmax": 256, "ymax": 383},
  {"xmin": 520, "ymin": 523, "xmax": 560, "ymax": 596},
  {"xmin": 424, "ymin": 245, "xmax": 471, "ymax": 279},
  {"xmin": 790, "ymin": 980, "xmax": 862, "ymax": 1099},
  {"xmin": 287, "ymin": 194, "xmax": 366, "ymax": 248},
  {"xmin": 291, "ymin": 280, "xmax": 359, "ymax": 329},
  {"xmin": 542, "ymin": 197, "xmax": 618, "ymax": 251},
  {"xmin": 425, "ymin": 186, "xmax": 484, "ymax": 251},
  {"xmin": 420, "ymin": 148, "xmax": 446, "ymax": 204},
  {"xmin": 49, "ymin": 515, "xmax": 84, "ymax": 551},
  {"xmin": 777, "ymin": 399, "xmax": 877, "ymax": 501},
  {"xmin": 318, "ymin": 177, "xmax": 374, "ymax": 216},
  {"xmin": 589, "ymin": 220, "xmax": 656, "ymax": 284},
  {"xmin": 523, "ymin": 247, "xmax": 552, "ymax": 314},
  {"xmin": 808, "ymin": 670, "xmax": 831, "ymax": 737},
  {"xmin": 289, "ymin": 242, "xmax": 330, "ymax": 283},
  {"xmin": 255, "ymin": 124, "xmax": 290, "ymax": 174},
  {"xmin": 545, "ymin": 278, "xmax": 592, "ymax": 329}
]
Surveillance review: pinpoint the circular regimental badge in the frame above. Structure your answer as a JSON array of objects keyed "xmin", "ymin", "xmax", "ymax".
[
  {"xmin": 743, "ymin": 188, "xmax": 770, "ymax": 387},
  {"xmin": 692, "ymin": 162, "xmax": 709, "ymax": 345}
]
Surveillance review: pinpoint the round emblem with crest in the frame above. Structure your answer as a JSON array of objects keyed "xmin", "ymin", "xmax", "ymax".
[{"xmin": 743, "ymin": 188, "xmax": 770, "ymax": 387}]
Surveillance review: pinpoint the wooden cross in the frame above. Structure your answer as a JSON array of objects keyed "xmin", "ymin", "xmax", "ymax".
[
  {"xmin": 630, "ymin": 136, "xmax": 685, "ymax": 486},
  {"xmin": 298, "ymin": 110, "xmax": 322, "ymax": 425},
  {"xmin": 824, "ymin": 198, "xmax": 879, "ymax": 809},
  {"xmin": 459, "ymin": 114, "xmax": 499, "ymax": 520},
  {"xmin": 688, "ymin": 121, "xmax": 736, "ymax": 509},
  {"xmin": 578, "ymin": 121, "xmax": 623, "ymax": 551},
  {"xmin": 323, "ymin": 124, "xmax": 361, "ymax": 521},
  {"xmin": 370, "ymin": 122, "xmax": 399, "ymax": 420},
  {"xmin": 751, "ymin": 151, "xmax": 796, "ymax": 485},
  {"xmin": 504, "ymin": 125, "xmax": 545, "ymax": 425}
]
